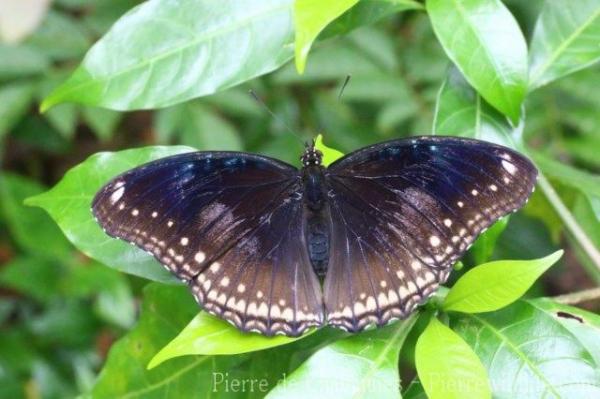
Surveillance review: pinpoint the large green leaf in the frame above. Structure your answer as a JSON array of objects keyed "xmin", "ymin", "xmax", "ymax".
[
  {"xmin": 452, "ymin": 300, "xmax": 600, "ymax": 398},
  {"xmin": 82, "ymin": 283, "xmax": 239, "ymax": 398},
  {"xmin": 529, "ymin": 298, "xmax": 600, "ymax": 366},
  {"xmin": 415, "ymin": 317, "xmax": 491, "ymax": 399},
  {"xmin": 266, "ymin": 315, "xmax": 417, "ymax": 398},
  {"xmin": 26, "ymin": 146, "xmax": 195, "ymax": 283},
  {"xmin": 148, "ymin": 312, "xmax": 310, "ymax": 369},
  {"xmin": 433, "ymin": 67, "xmax": 511, "ymax": 146},
  {"xmin": 427, "ymin": 0, "xmax": 528, "ymax": 123},
  {"xmin": 41, "ymin": 0, "xmax": 295, "ymax": 111},
  {"xmin": 443, "ymin": 250, "xmax": 563, "ymax": 313},
  {"xmin": 294, "ymin": 0, "xmax": 359, "ymax": 73},
  {"xmin": 529, "ymin": 0, "xmax": 600, "ymax": 89}
]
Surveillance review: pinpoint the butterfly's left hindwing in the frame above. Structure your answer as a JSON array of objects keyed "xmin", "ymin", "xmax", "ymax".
[
  {"xmin": 323, "ymin": 137, "xmax": 537, "ymax": 332},
  {"xmin": 93, "ymin": 152, "xmax": 324, "ymax": 336}
]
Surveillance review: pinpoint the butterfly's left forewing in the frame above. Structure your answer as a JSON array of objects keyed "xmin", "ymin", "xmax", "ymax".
[
  {"xmin": 323, "ymin": 137, "xmax": 537, "ymax": 332},
  {"xmin": 93, "ymin": 152, "xmax": 324, "ymax": 336}
]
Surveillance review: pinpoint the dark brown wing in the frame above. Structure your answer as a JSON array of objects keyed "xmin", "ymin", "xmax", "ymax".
[
  {"xmin": 323, "ymin": 136, "xmax": 537, "ymax": 332},
  {"xmin": 93, "ymin": 151, "xmax": 323, "ymax": 336}
]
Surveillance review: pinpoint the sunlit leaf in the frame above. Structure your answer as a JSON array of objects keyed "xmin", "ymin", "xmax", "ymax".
[
  {"xmin": 529, "ymin": 0, "xmax": 600, "ymax": 89},
  {"xmin": 427, "ymin": 0, "xmax": 528, "ymax": 123},
  {"xmin": 41, "ymin": 0, "xmax": 295, "ymax": 111},
  {"xmin": 314, "ymin": 134, "xmax": 344, "ymax": 166},
  {"xmin": 443, "ymin": 250, "xmax": 563, "ymax": 313},
  {"xmin": 266, "ymin": 315, "xmax": 417, "ymax": 399},
  {"xmin": 148, "ymin": 312, "xmax": 310, "ymax": 369},
  {"xmin": 26, "ymin": 146, "xmax": 195, "ymax": 283},
  {"xmin": 415, "ymin": 317, "xmax": 491, "ymax": 399},
  {"xmin": 294, "ymin": 0, "xmax": 358, "ymax": 73}
]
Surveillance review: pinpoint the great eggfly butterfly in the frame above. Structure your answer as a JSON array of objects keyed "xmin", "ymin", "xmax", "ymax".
[{"xmin": 92, "ymin": 136, "xmax": 537, "ymax": 336}]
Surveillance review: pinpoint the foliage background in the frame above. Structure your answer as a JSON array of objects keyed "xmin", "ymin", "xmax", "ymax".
[{"xmin": 1, "ymin": 0, "xmax": 600, "ymax": 398}]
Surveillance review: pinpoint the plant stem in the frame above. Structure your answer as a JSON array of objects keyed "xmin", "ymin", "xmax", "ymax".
[
  {"xmin": 552, "ymin": 287, "xmax": 600, "ymax": 305},
  {"xmin": 536, "ymin": 172, "xmax": 600, "ymax": 273}
]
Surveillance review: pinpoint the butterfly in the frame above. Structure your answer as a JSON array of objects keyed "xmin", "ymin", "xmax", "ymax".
[{"xmin": 92, "ymin": 136, "xmax": 537, "ymax": 336}]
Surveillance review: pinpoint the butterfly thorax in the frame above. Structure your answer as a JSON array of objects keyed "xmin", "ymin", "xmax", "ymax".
[{"xmin": 302, "ymin": 163, "xmax": 331, "ymax": 277}]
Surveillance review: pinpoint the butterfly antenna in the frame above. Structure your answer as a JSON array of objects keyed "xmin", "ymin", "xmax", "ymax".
[
  {"xmin": 314, "ymin": 75, "xmax": 352, "ymax": 139},
  {"xmin": 249, "ymin": 90, "xmax": 304, "ymax": 145},
  {"xmin": 338, "ymin": 74, "xmax": 351, "ymax": 100}
]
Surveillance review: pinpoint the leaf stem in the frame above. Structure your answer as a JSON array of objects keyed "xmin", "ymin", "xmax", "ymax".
[
  {"xmin": 552, "ymin": 287, "xmax": 600, "ymax": 305},
  {"xmin": 536, "ymin": 172, "xmax": 600, "ymax": 272}
]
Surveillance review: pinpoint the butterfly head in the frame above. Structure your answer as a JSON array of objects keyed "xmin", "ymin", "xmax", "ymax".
[{"xmin": 301, "ymin": 140, "xmax": 323, "ymax": 167}]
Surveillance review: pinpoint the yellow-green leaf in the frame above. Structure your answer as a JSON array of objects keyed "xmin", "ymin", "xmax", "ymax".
[
  {"xmin": 294, "ymin": 0, "xmax": 359, "ymax": 73},
  {"xmin": 314, "ymin": 134, "xmax": 344, "ymax": 166},
  {"xmin": 416, "ymin": 317, "xmax": 491, "ymax": 399},
  {"xmin": 443, "ymin": 250, "xmax": 563, "ymax": 313},
  {"xmin": 148, "ymin": 312, "xmax": 310, "ymax": 369}
]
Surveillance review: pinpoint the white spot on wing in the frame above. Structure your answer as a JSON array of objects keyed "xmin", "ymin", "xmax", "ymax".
[
  {"xmin": 502, "ymin": 160, "xmax": 517, "ymax": 175},
  {"xmin": 194, "ymin": 252, "xmax": 205, "ymax": 263},
  {"xmin": 110, "ymin": 187, "xmax": 125, "ymax": 205},
  {"xmin": 429, "ymin": 236, "xmax": 441, "ymax": 247}
]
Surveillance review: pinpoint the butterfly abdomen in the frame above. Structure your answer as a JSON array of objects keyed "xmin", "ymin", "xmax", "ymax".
[{"xmin": 302, "ymin": 165, "xmax": 331, "ymax": 277}]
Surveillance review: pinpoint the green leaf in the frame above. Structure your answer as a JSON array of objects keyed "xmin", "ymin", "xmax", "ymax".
[
  {"xmin": 532, "ymin": 151, "xmax": 600, "ymax": 221},
  {"xmin": 452, "ymin": 300, "xmax": 600, "ymax": 398},
  {"xmin": 0, "ymin": 172, "xmax": 72, "ymax": 259},
  {"xmin": 148, "ymin": 312, "xmax": 309, "ymax": 369},
  {"xmin": 81, "ymin": 107, "xmax": 123, "ymax": 142},
  {"xmin": 321, "ymin": 0, "xmax": 424, "ymax": 38},
  {"xmin": 433, "ymin": 67, "xmax": 512, "ymax": 146},
  {"xmin": 0, "ymin": 44, "xmax": 50, "ymax": 80},
  {"xmin": 314, "ymin": 134, "xmax": 344, "ymax": 166},
  {"xmin": 294, "ymin": 0, "xmax": 359, "ymax": 73},
  {"xmin": 427, "ymin": 0, "xmax": 528, "ymax": 123},
  {"xmin": 26, "ymin": 146, "xmax": 195, "ymax": 283},
  {"xmin": 83, "ymin": 283, "xmax": 222, "ymax": 398},
  {"xmin": 25, "ymin": 10, "xmax": 90, "ymax": 61},
  {"xmin": 468, "ymin": 217, "xmax": 509, "ymax": 264},
  {"xmin": 266, "ymin": 314, "xmax": 417, "ymax": 399},
  {"xmin": 0, "ymin": 256, "xmax": 60, "ymax": 302},
  {"xmin": 415, "ymin": 317, "xmax": 491, "ymax": 399},
  {"xmin": 0, "ymin": 82, "xmax": 35, "ymax": 138},
  {"xmin": 529, "ymin": 298, "xmax": 600, "ymax": 366},
  {"xmin": 443, "ymin": 250, "xmax": 563, "ymax": 313},
  {"xmin": 41, "ymin": 0, "xmax": 295, "ymax": 111},
  {"xmin": 529, "ymin": 0, "xmax": 600, "ymax": 89}
]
